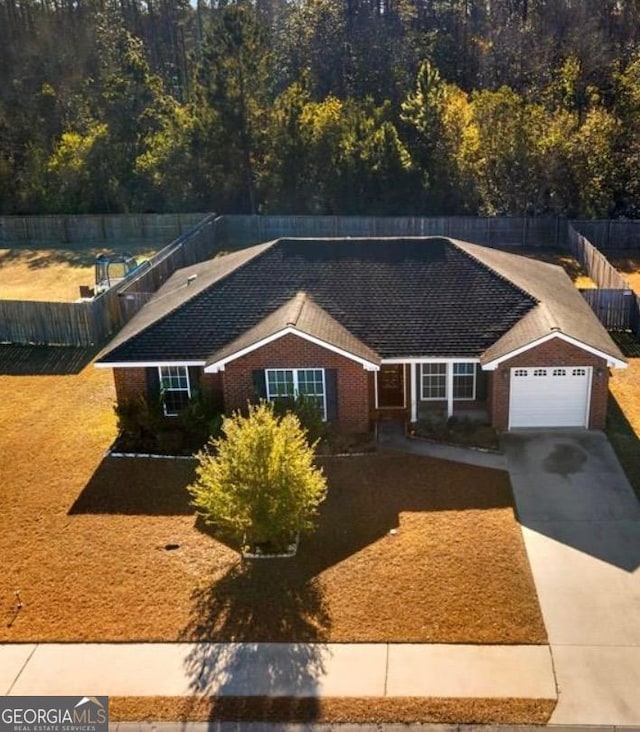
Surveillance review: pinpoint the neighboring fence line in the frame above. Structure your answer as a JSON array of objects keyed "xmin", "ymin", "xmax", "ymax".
[
  {"xmin": 0, "ymin": 212, "xmax": 207, "ymax": 249},
  {"xmin": 571, "ymin": 220, "xmax": 640, "ymax": 250},
  {"xmin": 580, "ymin": 289, "xmax": 640, "ymax": 332},
  {"xmin": 567, "ymin": 224, "xmax": 629, "ymax": 289},
  {"xmin": 568, "ymin": 224, "xmax": 640, "ymax": 337},
  {"xmin": 0, "ymin": 213, "xmax": 218, "ymax": 347},
  {"xmin": 214, "ymin": 215, "xmax": 566, "ymax": 250}
]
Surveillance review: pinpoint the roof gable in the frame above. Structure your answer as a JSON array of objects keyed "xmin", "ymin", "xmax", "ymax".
[{"xmin": 205, "ymin": 291, "xmax": 381, "ymax": 371}]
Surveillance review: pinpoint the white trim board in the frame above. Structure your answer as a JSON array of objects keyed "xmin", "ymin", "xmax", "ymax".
[
  {"xmin": 204, "ymin": 326, "xmax": 380, "ymax": 373},
  {"xmin": 95, "ymin": 360, "xmax": 206, "ymax": 369},
  {"xmin": 482, "ymin": 331, "xmax": 627, "ymax": 370}
]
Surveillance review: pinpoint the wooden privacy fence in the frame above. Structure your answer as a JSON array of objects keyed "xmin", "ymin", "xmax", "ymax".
[
  {"xmin": 568, "ymin": 224, "xmax": 640, "ymax": 337},
  {"xmin": 0, "ymin": 300, "xmax": 95, "ymax": 346},
  {"xmin": 0, "ymin": 212, "xmax": 207, "ymax": 248},
  {"xmin": 567, "ymin": 225, "xmax": 629, "ymax": 289},
  {"xmin": 580, "ymin": 289, "xmax": 640, "ymax": 332},
  {"xmin": 214, "ymin": 215, "xmax": 566, "ymax": 250},
  {"xmin": 571, "ymin": 220, "xmax": 640, "ymax": 250},
  {"xmin": 0, "ymin": 213, "xmax": 218, "ymax": 346}
]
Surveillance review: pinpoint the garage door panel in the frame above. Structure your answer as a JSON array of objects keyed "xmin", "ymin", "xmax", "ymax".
[{"xmin": 509, "ymin": 367, "xmax": 591, "ymax": 429}]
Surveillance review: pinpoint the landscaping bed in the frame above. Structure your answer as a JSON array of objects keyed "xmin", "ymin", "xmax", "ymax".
[{"xmin": 410, "ymin": 414, "xmax": 500, "ymax": 451}]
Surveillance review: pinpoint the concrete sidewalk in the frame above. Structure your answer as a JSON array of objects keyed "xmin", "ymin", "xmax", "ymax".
[{"xmin": 1, "ymin": 642, "xmax": 555, "ymax": 699}]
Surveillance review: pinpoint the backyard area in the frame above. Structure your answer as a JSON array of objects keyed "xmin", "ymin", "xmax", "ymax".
[
  {"xmin": 607, "ymin": 250, "xmax": 640, "ymax": 294},
  {"xmin": 0, "ymin": 246, "xmax": 155, "ymax": 302}
]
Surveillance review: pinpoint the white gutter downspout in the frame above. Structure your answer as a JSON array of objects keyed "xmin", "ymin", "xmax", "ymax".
[
  {"xmin": 446, "ymin": 362, "xmax": 454, "ymax": 418},
  {"xmin": 411, "ymin": 363, "xmax": 418, "ymax": 422}
]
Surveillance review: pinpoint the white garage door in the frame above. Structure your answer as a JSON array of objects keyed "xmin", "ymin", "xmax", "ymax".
[{"xmin": 509, "ymin": 366, "xmax": 591, "ymax": 428}]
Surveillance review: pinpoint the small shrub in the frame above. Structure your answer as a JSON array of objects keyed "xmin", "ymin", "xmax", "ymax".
[
  {"xmin": 270, "ymin": 392, "xmax": 326, "ymax": 446},
  {"xmin": 189, "ymin": 402, "xmax": 328, "ymax": 554},
  {"xmin": 114, "ymin": 395, "xmax": 163, "ymax": 448}
]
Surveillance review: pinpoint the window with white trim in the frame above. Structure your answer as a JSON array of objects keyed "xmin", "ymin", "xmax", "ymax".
[
  {"xmin": 552, "ymin": 368, "xmax": 567, "ymax": 376},
  {"xmin": 533, "ymin": 368, "xmax": 547, "ymax": 376},
  {"xmin": 453, "ymin": 363, "xmax": 476, "ymax": 399},
  {"xmin": 266, "ymin": 368, "xmax": 327, "ymax": 419},
  {"xmin": 572, "ymin": 368, "xmax": 587, "ymax": 376},
  {"xmin": 514, "ymin": 369, "xmax": 528, "ymax": 377},
  {"xmin": 159, "ymin": 365, "xmax": 191, "ymax": 416},
  {"xmin": 421, "ymin": 363, "xmax": 447, "ymax": 400},
  {"xmin": 420, "ymin": 363, "xmax": 477, "ymax": 400}
]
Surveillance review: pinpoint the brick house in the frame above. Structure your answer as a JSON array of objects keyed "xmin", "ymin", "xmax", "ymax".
[{"xmin": 96, "ymin": 237, "xmax": 626, "ymax": 432}]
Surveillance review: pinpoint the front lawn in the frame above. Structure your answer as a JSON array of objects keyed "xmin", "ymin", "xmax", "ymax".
[{"xmin": 0, "ymin": 352, "xmax": 545, "ymax": 644}]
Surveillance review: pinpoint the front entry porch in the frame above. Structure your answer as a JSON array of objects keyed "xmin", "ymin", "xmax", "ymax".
[{"xmin": 373, "ymin": 361, "xmax": 490, "ymax": 425}]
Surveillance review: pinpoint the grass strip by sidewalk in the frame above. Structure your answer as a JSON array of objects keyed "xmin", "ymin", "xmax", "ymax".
[
  {"xmin": 110, "ymin": 696, "xmax": 556, "ymax": 725},
  {"xmin": 607, "ymin": 353, "xmax": 640, "ymax": 501}
]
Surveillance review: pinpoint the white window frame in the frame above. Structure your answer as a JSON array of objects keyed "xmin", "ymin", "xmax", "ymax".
[
  {"xmin": 420, "ymin": 363, "xmax": 447, "ymax": 400},
  {"xmin": 265, "ymin": 368, "xmax": 327, "ymax": 420},
  {"xmin": 158, "ymin": 365, "xmax": 191, "ymax": 417},
  {"xmin": 452, "ymin": 362, "xmax": 477, "ymax": 401},
  {"xmin": 420, "ymin": 362, "xmax": 477, "ymax": 401}
]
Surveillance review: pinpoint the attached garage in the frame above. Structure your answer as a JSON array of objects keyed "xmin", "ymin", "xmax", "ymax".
[{"xmin": 509, "ymin": 366, "xmax": 592, "ymax": 429}]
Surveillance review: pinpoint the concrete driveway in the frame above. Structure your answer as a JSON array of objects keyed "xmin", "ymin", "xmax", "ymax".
[{"xmin": 502, "ymin": 430, "xmax": 640, "ymax": 726}]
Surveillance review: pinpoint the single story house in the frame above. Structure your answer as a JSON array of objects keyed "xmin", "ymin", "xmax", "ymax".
[{"xmin": 95, "ymin": 237, "xmax": 626, "ymax": 432}]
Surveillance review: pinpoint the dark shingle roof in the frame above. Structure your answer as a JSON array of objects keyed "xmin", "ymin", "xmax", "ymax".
[{"xmin": 98, "ymin": 237, "xmax": 539, "ymax": 363}]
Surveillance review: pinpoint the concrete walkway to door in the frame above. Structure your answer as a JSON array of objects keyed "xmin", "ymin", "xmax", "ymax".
[{"xmin": 502, "ymin": 430, "xmax": 640, "ymax": 726}]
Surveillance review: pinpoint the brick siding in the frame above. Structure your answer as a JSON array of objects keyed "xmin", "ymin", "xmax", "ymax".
[
  {"xmin": 221, "ymin": 333, "xmax": 371, "ymax": 433},
  {"xmin": 113, "ymin": 367, "xmax": 148, "ymax": 403},
  {"xmin": 200, "ymin": 372, "xmax": 224, "ymax": 412},
  {"xmin": 489, "ymin": 337, "xmax": 609, "ymax": 430}
]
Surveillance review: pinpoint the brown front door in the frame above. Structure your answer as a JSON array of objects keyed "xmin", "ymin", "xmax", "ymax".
[{"xmin": 377, "ymin": 364, "xmax": 405, "ymax": 408}]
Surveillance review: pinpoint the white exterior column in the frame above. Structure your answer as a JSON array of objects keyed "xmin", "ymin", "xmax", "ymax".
[
  {"xmin": 446, "ymin": 362, "xmax": 454, "ymax": 417},
  {"xmin": 411, "ymin": 363, "xmax": 418, "ymax": 422}
]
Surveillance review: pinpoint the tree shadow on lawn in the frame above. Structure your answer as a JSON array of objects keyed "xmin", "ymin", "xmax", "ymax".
[
  {"xmin": 0, "ymin": 246, "xmax": 155, "ymax": 270},
  {"xmin": 69, "ymin": 456, "xmax": 196, "ymax": 515},
  {"xmin": 178, "ymin": 453, "xmax": 514, "ymax": 710},
  {"xmin": 607, "ymin": 386, "xmax": 640, "ymax": 502},
  {"xmin": 181, "ymin": 563, "xmax": 329, "ymax": 706}
]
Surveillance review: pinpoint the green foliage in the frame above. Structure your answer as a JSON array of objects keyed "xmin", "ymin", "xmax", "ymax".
[
  {"xmin": 189, "ymin": 403, "xmax": 328, "ymax": 553},
  {"xmin": 271, "ymin": 392, "xmax": 325, "ymax": 446},
  {"xmin": 2, "ymin": 0, "xmax": 640, "ymax": 217},
  {"xmin": 114, "ymin": 395, "xmax": 164, "ymax": 448},
  {"xmin": 114, "ymin": 391, "xmax": 222, "ymax": 454}
]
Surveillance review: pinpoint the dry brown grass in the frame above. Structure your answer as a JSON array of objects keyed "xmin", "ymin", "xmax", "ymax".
[
  {"xmin": 606, "ymin": 250, "xmax": 640, "ymax": 294},
  {"xmin": 0, "ymin": 356, "xmax": 545, "ymax": 644},
  {"xmin": 110, "ymin": 696, "xmax": 556, "ymax": 725},
  {"xmin": 0, "ymin": 247, "xmax": 154, "ymax": 302},
  {"xmin": 607, "ymin": 355, "xmax": 640, "ymax": 500}
]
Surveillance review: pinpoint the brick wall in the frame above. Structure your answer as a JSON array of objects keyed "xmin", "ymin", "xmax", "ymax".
[
  {"xmin": 113, "ymin": 367, "xmax": 148, "ymax": 403},
  {"xmin": 489, "ymin": 337, "xmax": 609, "ymax": 430},
  {"xmin": 200, "ymin": 372, "xmax": 224, "ymax": 411},
  {"xmin": 221, "ymin": 333, "xmax": 371, "ymax": 432}
]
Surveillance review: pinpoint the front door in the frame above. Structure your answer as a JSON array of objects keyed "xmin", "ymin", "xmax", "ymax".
[{"xmin": 377, "ymin": 364, "xmax": 405, "ymax": 408}]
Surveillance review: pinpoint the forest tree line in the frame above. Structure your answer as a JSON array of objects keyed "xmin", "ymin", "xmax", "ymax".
[{"xmin": 3, "ymin": 0, "xmax": 640, "ymax": 217}]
